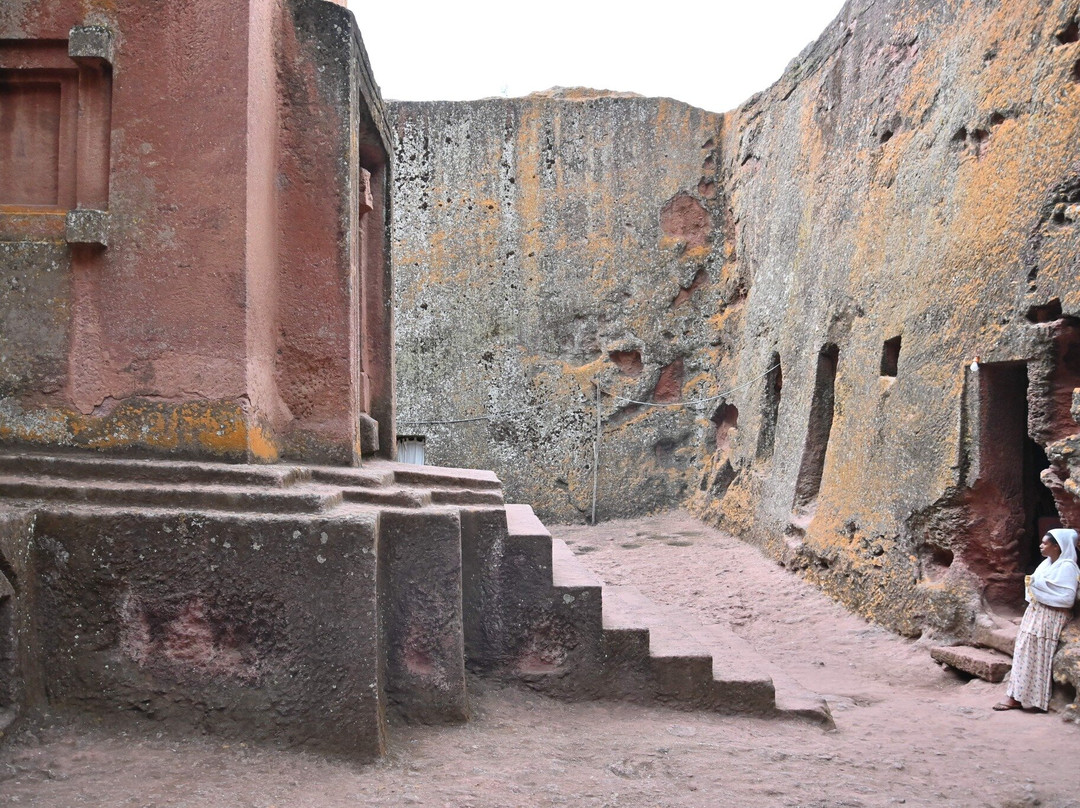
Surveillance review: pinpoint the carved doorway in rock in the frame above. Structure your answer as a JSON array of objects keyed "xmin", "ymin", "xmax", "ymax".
[{"xmin": 968, "ymin": 361, "xmax": 1060, "ymax": 608}]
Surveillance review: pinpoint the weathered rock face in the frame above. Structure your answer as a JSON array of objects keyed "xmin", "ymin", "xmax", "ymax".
[
  {"xmin": 28, "ymin": 507, "xmax": 383, "ymax": 758},
  {"xmin": 391, "ymin": 90, "xmax": 733, "ymax": 523},
  {"xmin": 391, "ymin": 0, "xmax": 1080, "ymax": 659},
  {"xmin": 695, "ymin": 0, "xmax": 1080, "ymax": 641}
]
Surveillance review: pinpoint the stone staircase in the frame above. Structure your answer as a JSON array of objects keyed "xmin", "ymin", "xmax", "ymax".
[
  {"xmin": 481, "ymin": 506, "xmax": 831, "ymax": 724},
  {"xmin": 0, "ymin": 448, "xmax": 830, "ymax": 761},
  {"xmin": 0, "ymin": 451, "xmax": 504, "ymax": 513}
]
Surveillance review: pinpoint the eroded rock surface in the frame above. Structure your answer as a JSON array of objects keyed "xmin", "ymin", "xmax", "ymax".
[
  {"xmin": 691, "ymin": 0, "xmax": 1080, "ymax": 653},
  {"xmin": 391, "ymin": 92, "xmax": 733, "ymax": 523},
  {"xmin": 391, "ymin": 0, "xmax": 1080, "ymax": 685}
]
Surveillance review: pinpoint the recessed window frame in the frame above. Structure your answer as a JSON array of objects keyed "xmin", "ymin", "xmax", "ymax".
[
  {"xmin": 0, "ymin": 34, "xmax": 112, "ymax": 244},
  {"xmin": 880, "ymin": 335, "xmax": 901, "ymax": 378}
]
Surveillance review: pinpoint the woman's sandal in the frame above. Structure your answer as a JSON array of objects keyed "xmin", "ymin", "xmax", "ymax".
[{"xmin": 993, "ymin": 699, "xmax": 1022, "ymax": 711}]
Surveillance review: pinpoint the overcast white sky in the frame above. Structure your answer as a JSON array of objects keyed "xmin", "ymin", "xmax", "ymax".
[{"xmin": 345, "ymin": 1, "xmax": 848, "ymax": 113}]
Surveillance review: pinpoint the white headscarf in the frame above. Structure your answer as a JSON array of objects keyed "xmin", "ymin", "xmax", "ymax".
[{"xmin": 1029, "ymin": 528, "xmax": 1080, "ymax": 608}]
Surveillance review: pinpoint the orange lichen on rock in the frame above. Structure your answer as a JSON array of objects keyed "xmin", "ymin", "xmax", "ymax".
[
  {"xmin": 390, "ymin": 1, "xmax": 1080, "ymax": 706},
  {"xmin": 0, "ymin": 399, "xmax": 259, "ymax": 460},
  {"xmin": 392, "ymin": 94, "xmax": 724, "ymax": 522}
]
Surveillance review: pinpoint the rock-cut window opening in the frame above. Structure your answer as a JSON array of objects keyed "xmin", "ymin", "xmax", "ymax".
[
  {"xmin": 880, "ymin": 335, "xmax": 901, "ymax": 377},
  {"xmin": 397, "ymin": 435, "xmax": 426, "ymax": 465},
  {"xmin": 756, "ymin": 354, "xmax": 783, "ymax": 460}
]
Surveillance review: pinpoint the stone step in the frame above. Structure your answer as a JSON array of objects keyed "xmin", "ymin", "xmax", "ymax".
[
  {"xmin": 690, "ymin": 622, "xmax": 775, "ymax": 705},
  {"xmin": 430, "ymin": 487, "xmax": 505, "ymax": 506},
  {"xmin": 603, "ymin": 586, "xmax": 715, "ymax": 702},
  {"xmin": 931, "ymin": 645, "xmax": 1013, "ymax": 683},
  {"xmin": 509, "ymin": 532, "xmax": 604, "ymax": 680},
  {"xmin": 0, "ymin": 452, "xmax": 509, "ymax": 514},
  {"xmin": 505, "ymin": 503, "xmax": 554, "ymax": 585},
  {"xmin": 690, "ymin": 623, "xmax": 829, "ymax": 722},
  {"xmin": 598, "ymin": 583, "xmax": 652, "ymax": 661},
  {"xmin": 768, "ymin": 669, "xmax": 836, "ymax": 725},
  {"xmin": 505, "ymin": 502, "xmax": 550, "ymax": 536},
  {"xmin": 340, "ymin": 485, "xmax": 430, "ymax": 507},
  {"xmin": 551, "ymin": 537, "xmax": 604, "ymax": 591},
  {"xmin": 0, "ymin": 450, "xmax": 310, "ymax": 488},
  {"xmin": 602, "ymin": 584, "xmax": 654, "ymax": 634},
  {"xmin": 306, "ymin": 465, "xmax": 396, "ymax": 488},
  {"xmin": 602, "ymin": 585, "xmax": 711, "ymax": 660},
  {"xmin": 598, "ymin": 584, "xmax": 831, "ymax": 724},
  {"xmin": 385, "ymin": 461, "xmax": 502, "ymax": 491},
  {"xmin": 0, "ymin": 474, "xmax": 342, "ymax": 514},
  {"xmin": 9, "ymin": 501, "xmax": 431, "ymax": 531},
  {"xmin": 602, "ymin": 585, "xmax": 714, "ymax": 705}
]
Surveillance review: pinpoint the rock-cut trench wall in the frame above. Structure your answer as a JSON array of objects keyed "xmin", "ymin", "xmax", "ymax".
[
  {"xmin": 696, "ymin": 0, "xmax": 1080, "ymax": 642},
  {"xmin": 391, "ymin": 0, "xmax": 1080, "ymax": 653},
  {"xmin": 391, "ymin": 89, "xmax": 734, "ymax": 523}
]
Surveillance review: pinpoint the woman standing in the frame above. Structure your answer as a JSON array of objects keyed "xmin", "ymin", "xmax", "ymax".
[{"xmin": 994, "ymin": 528, "xmax": 1079, "ymax": 711}]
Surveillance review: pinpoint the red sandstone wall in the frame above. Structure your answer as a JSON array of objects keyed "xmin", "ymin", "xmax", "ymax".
[
  {"xmin": 0, "ymin": 0, "xmax": 393, "ymax": 463},
  {"xmin": 0, "ymin": 1, "xmax": 268, "ymax": 457},
  {"xmin": 275, "ymin": 0, "xmax": 393, "ymax": 463},
  {"xmin": 0, "ymin": 2, "xmax": 254, "ymax": 454}
]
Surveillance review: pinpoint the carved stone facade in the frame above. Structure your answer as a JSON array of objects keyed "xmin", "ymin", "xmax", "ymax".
[
  {"xmin": 0, "ymin": 0, "xmax": 394, "ymax": 465},
  {"xmin": 0, "ymin": 0, "xmax": 398, "ymax": 759}
]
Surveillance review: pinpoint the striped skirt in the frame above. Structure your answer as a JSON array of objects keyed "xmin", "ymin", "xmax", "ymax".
[{"xmin": 1006, "ymin": 600, "xmax": 1071, "ymax": 710}]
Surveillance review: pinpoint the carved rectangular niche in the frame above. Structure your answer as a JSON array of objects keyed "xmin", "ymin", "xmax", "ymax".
[
  {"xmin": 0, "ymin": 79, "xmax": 69, "ymax": 205},
  {"xmin": 0, "ymin": 31, "xmax": 112, "ymax": 245}
]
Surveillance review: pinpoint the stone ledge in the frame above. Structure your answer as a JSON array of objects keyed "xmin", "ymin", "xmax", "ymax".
[
  {"xmin": 69, "ymin": 25, "xmax": 114, "ymax": 65},
  {"xmin": 65, "ymin": 209, "xmax": 109, "ymax": 247},
  {"xmin": 931, "ymin": 645, "xmax": 1012, "ymax": 683}
]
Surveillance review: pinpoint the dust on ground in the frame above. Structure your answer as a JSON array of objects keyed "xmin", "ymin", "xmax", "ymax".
[{"xmin": 2, "ymin": 511, "xmax": 1077, "ymax": 808}]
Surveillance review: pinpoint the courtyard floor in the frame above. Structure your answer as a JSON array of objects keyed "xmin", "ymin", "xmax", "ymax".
[{"xmin": 2, "ymin": 511, "xmax": 1077, "ymax": 807}]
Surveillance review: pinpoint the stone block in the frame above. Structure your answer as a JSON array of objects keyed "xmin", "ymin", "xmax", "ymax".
[
  {"xmin": 508, "ymin": 535, "xmax": 604, "ymax": 691},
  {"xmin": 378, "ymin": 508, "xmax": 467, "ymax": 724},
  {"xmin": 68, "ymin": 25, "xmax": 114, "ymax": 65},
  {"xmin": 931, "ymin": 645, "xmax": 1013, "ymax": 683},
  {"xmin": 973, "ymin": 620, "xmax": 1018, "ymax": 657},
  {"xmin": 30, "ymin": 508, "xmax": 384, "ymax": 760},
  {"xmin": 358, "ymin": 413, "xmax": 380, "ymax": 455},
  {"xmin": 65, "ymin": 209, "xmax": 109, "ymax": 247},
  {"xmin": 460, "ymin": 507, "xmax": 515, "ymax": 671}
]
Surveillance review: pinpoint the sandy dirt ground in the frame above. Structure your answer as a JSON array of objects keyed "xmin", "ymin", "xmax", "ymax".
[{"xmin": 2, "ymin": 511, "xmax": 1078, "ymax": 808}]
